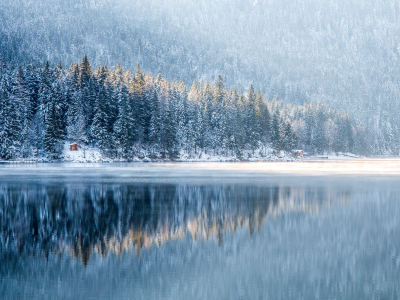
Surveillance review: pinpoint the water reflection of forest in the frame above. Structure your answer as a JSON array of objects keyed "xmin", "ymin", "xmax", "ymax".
[{"xmin": 0, "ymin": 184, "xmax": 349, "ymax": 265}]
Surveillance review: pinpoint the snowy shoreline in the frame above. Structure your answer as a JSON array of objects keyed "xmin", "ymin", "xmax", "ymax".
[
  {"xmin": 15, "ymin": 144, "xmax": 299, "ymax": 163},
  {"xmin": 1, "ymin": 144, "xmax": 370, "ymax": 164},
  {"xmin": 1, "ymin": 155, "xmax": 370, "ymax": 164}
]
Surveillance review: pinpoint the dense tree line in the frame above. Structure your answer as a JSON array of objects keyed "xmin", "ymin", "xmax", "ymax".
[{"xmin": 0, "ymin": 57, "xmax": 362, "ymax": 160}]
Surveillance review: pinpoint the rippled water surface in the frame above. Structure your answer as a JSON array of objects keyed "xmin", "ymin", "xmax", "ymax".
[{"xmin": 1, "ymin": 163, "xmax": 400, "ymax": 299}]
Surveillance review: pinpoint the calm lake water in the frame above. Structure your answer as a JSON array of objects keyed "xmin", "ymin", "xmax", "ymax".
[{"xmin": 1, "ymin": 163, "xmax": 400, "ymax": 299}]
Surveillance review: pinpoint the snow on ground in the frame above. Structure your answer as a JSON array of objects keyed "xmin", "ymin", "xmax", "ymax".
[
  {"xmin": 58, "ymin": 143, "xmax": 298, "ymax": 163},
  {"xmin": 5, "ymin": 143, "xmax": 366, "ymax": 163},
  {"xmin": 176, "ymin": 149, "xmax": 296, "ymax": 162},
  {"xmin": 61, "ymin": 143, "xmax": 112, "ymax": 163}
]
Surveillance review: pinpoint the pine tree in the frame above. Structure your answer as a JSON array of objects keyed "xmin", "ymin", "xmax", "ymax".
[
  {"xmin": 271, "ymin": 111, "xmax": 281, "ymax": 152},
  {"xmin": 304, "ymin": 104, "xmax": 314, "ymax": 152},
  {"xmin": 25, "ymin": 63, "xmax": 40, "ymax": 117},
  {"xmin": 132, "ymin": 64, "xmax": 150, "ymax": 145},
  {"xmin": 114, "ymin": 84, "xmax": 135, "ymax": 158},
  {"xmin": 203, "ymin": 81, "xmax": 214, "ymax": 151},
  {"xmin": 314, "ymin": 103, "xmax": 326, "ymax": 154},
  {"xmin": 67, "ymin": 104, "xmax": 87, "ymax": 145},
  {"xmin": 12, "ymin": 67, "xmax": 32, "ymax": 157},
  {"xmin": 234, "ymin": 93, "xmax": 247, "ymax": 153},
  {"xmin": 149, "ymin": 88, "xmax": 161, "ymax": 151},
  {"xmin": 354, "ymin": 124, "xmax": 368, "ymax": 156},
  {"xmin": 66, "ymin": 63, "xmax": 87, "ymax": 145},
  {"xmin": 91, "ymin": 67, "xmax": 111, "ymax": 153},
  {"xmin": 213, "ymin": 75, "xmax": 226, "ymax": 153},
  {"xmin": 38, "ymin": 62, "xmax": 54, "ymax": 118},
  {"xmin": 79, "ymin": 55, "xmax": 95, "ymax": 142},
  {"xmin": 281, "ymin": 122, "xmax": 296, "ymax": 152},
  {"xmin": 177, "ymin": 82, "xmax": 189, "ymax": 150},
  {"xmin": 335, "ymin": 113, "xmax": 354, "ymax": 153},
  {"xmin": 188, "ymin": 78, "xmax": 199, "ymax": 103},
  {"xmin": 110, "ymin": 63, "xmax": 125, "ymax": 86},
  {"xmin": 261, "ymin": 100, "xmax": 271, "ymax": 144},
  {"xmin": 246, "ymin": 85, "xmax": 261, "ymax": 152},
  {"xmin": 0, "ymin": 75, "xmax": 20, "ymax": 159},
  {"xmin": 163, "ymin": 87, "xmax": 179, "ymax": 159},
  {"xmin": 79, "ymin": 55, "xmax": 92, "ymax": 87},
  {"xmin": 44, "ymin": 100, "xmax": 63, "ymax": 159},
  {"xmin": 191, "ymin": 98, "xmax": 205, "ymax": 154}
]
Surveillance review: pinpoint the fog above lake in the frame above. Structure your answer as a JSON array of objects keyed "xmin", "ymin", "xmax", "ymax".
[{"xmin": 2, "ymin": 160, "xmax": 400, "ymax": 185}]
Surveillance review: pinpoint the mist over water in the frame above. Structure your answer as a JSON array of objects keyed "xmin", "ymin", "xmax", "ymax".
[{"xmin": 2, "ymin": 165, "xmax": 400, "ymax": 299}]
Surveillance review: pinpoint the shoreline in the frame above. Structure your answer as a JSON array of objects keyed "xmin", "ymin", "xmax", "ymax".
[{"xmin": 2, "ymin": 159, "xmax": 400, "ymax": 176}]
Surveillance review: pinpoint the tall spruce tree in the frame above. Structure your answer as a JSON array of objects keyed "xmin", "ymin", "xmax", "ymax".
[
  {"xmin": 271, "ymin": 111, "xmax": 281, "ymax": 152},
  {"xmin": 44, "ymin": 100, "xmax": 63, "ymax": 159},
  {"xmin": 247, "ymin": 85, "xmax": 260, "ymax": 152},
  {"xmin": 91, "ymin": 67, "xmax": 111, "ymax": 153},
  {"xmin": 0, "ymin": 75, "xmax": 21, "ymax": 159},
  {"xmin": 261, "ymin": 100, "xmax": 271, "ymax": 144},
  {"xmin": 149, "ymin": 88, "xmax": 161, "ymax": 153},
  {"xmin": 213, "ymin": 75, "xmax": 226, "ymax": 153},
  {"xmin": 79, "ymin": 55, "xmax": 94, "ymax": 142},
  {"xmin": 132, "ymin": 65, "xmax": 150, "ymax": 145},
  {"xmin": 12, "ymin": 67, "xmax": 32, "ymax": 157},
  {"xmin": 314, "ymin": 103, "xmax": 326, "ymax": 154},
  {"xmin": 281, "ymin": 122, "xmax": 297, "ymax": 152},
  {"xmin": 114, "ymin": 84, "xmax": 135, "ymax": 158},
  {"xmin": 163, "ymin": 87, "xmax": 179, "ymax": 159},
  {"xmin": 66, "ymin": 63, "xmax": 87, "ymax": 145}
]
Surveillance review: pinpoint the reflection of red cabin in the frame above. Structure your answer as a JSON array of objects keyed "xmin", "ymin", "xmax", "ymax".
[{"xmin": 70, "ymin": 143, "xmax": 79, "ymax": 151}]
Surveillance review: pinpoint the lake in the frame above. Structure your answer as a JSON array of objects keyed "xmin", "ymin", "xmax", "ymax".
[{"xmin": 1, "ymin": 162, "xmax": 400, "ymax": 299}]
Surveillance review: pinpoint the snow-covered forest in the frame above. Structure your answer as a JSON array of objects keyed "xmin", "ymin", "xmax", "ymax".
[
  {"xmin": 1, "ymin": 0, "xmax": 399, "ymax": 155},
  {"xmin": 0, "ymin": 57, "xmax": 362, "ymax": 160}
]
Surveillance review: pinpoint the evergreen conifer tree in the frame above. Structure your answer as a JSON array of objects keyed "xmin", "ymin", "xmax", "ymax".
[
  {"xmin": 44, "ymin": 100, "xmax": 63, "ymax": 159},
  {"xmin": 246, "ymin": 85, "xmax": 260, "ymax": 152},
  {"xmin": 213, "ymin": 75, "xmax": 226, "ymax": 153},
  {"xmin": 149, "ymin": 88, "xmax": 161, "ymax": 152},
  {"xmin": 163, "ymin": 87, "xmax": 179, "ymax": 159},
  {"xmin": 114, "ymin": 84, "xmax": 135, "ymax": 158},
  {"xmin": 0, "ymin": 76, "xmax": 20, "ymax": 159},
  {"xmin": 91, "ymin": 67, "xmax": 110, "ymax": 153},
  {"xmin": 79, "ymin": 55, "xmax": 95, "ymax": 141},
  {"xmin": 281, "ymin": 122, "xmax": 297, "ymax": 152},
  {"xmin": 271, "ymin": 111, "xmax": 281, "ymax": 152},
  {"xmin": 132, "ymin": 65, "xmax": 150, "ymax": 144},
  {"xmin": 12, "ymin": 67, "xmax": 32, "ymax": 157},
  {"xmin": 314, "ymin": 103, "xmax": 326, "ymax": 154}
]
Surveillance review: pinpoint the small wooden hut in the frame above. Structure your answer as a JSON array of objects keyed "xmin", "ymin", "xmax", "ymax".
[
  {"xmin": 70, "ymin": 143, "xmax": 79, "ymax": 151},
  {"xmin": 293, "ymin": 150, "xmax": 304, "ymax": 158}
]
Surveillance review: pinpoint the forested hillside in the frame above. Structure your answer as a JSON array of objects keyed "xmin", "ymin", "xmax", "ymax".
[
  {"xmin": 0, "ymin": 57, "xmax": 362, "ymax": 160},
  {"xmin": 1, "ymin": 0, "xmax": 399, "ymax": 155}
]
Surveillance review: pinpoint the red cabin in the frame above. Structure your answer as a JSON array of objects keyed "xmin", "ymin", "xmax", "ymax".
[
  {"xmin": 70, "ymin": 143, "xmax": 79, "ymax": 151},
  {"xmin": 293, "ymin": 150, "xmax": 304, "ymax": 157}
]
